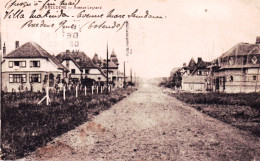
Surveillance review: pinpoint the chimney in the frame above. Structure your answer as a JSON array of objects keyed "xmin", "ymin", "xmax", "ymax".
[
  {"xmin": 3, "ymin": 42, "xmax": 6, "ymax": 56},
  {"xmin": 256, "ymin": 36, "xmax": 260, "ymax": 44},
  {"xmin": 197, "ymin": 57, "xmax": 202, "ymax": 64},
  {"xmin": 15, "ymin": 41, "xmax": 19, "ymax": 49},
  {"xmin": 183, "ymin": 63, "xmax": 186, "ymax": 67},
  {"xmin": 65, "ymin": 50, "xmax": 70, "ymax": 57},
  {"xmin": 65, "ymin": 50, "xmax": 70, "ymax": 68}
]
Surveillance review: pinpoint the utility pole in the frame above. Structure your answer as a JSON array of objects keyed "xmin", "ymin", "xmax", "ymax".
[
  {"xmin": 0, "ymin": 13, "xmax": 2, "ymax": 154},
  {"xmin": 124, "ymin": 61, "xmax": 126, "ymax": 88},
  {"xmin": 130, "ymin": 68, "xmax": 132, "ymax": 84},
  {"xmin": 106, "ymin": 43, "xmax": 109, "ymax": 93},
  {"xmin": 134, "ymin": 72, "xmax": 136, "ymax": 85}
]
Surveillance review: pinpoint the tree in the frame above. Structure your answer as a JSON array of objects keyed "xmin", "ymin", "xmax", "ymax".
[{"xmin": 170, "ymin": 71, "xmax": 182, "ymax": 89}]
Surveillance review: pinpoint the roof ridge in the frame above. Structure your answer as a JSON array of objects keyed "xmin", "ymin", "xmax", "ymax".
[{"xmin": 30, "ymin": 42, "xmax": 47, "ymax": 58}]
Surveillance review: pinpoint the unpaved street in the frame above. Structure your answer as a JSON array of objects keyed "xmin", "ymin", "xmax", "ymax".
[{"xmin": 24, "ymin": 83, "xmax": 260, "ymax": 161}]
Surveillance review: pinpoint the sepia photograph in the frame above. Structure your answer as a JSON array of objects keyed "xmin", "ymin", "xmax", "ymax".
[{"xmin": 0, "ymin": 0, "xmax": 260, "ymax": 160}]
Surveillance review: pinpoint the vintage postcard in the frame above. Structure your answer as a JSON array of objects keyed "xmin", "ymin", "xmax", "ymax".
[{"xmin": 0, "ymin": 0, "xmax": 260, "ymax": 160}]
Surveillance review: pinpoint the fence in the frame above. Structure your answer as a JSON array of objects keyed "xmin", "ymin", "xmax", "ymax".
[{"xmin": 1, "ymin": 85, "xmax": 113, "ymax": 106}]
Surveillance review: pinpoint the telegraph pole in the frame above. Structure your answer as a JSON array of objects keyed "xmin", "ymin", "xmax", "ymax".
[
  {"xmin": 0, "ymin": 13, "xmax": 2, "ymax": 154},
  {"xmin": 106, "ymin": 43, "xmax": 109, "ymax": 93},
  {"xmin": 130, "ymin": 68, "xmax": 132, "ymax": 84},
  {"xmin": 134, "ymin": 72, "xmax": 136, "ymax": 85},
  {"xmin": 123, "ymin": 61, "xmax": 126, "ymax": 88}
]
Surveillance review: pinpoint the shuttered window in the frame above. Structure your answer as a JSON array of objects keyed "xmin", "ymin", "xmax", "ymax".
[{"xmin": 9, "ymin": 61, "xmax": 26, "ymax": 68}]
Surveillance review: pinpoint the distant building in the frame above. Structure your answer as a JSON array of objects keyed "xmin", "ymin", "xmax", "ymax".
[
  {"xmin": 178, "ymin": 36, "xmax": 260, "ymax": 93},
  {"xmin": 2, "ymin": 41, "xmax": 68, "ymax": 92},
  {"xmin": 181, "ymin": 57, "xmax": 211, "ymax": 92},
  {"xmin": 93, "ymin": 49, "xmax": 120, "ymax": 86},
  {"xmin": 56, "ymin": 50, "xmax": 106, "ymax": 83},
  {"xmin": 210, "ymin": 37, "xmax": 260, "ymax": 93}
]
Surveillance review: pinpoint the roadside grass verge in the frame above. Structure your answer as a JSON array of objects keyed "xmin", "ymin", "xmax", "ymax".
[
  {"xmin": 171, "ymin": 92, "xmax": 260, "ymax": 110},
  {"xmin": 167, "ymin": 92, "xmax": 260, "ymax": 137},
  {"xmin": 1, "ymin": 87, "xmax": 137, "ymax": 160}
]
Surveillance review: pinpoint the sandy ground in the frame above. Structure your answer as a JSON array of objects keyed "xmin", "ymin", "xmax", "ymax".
[{"xmin": 23, "ymin": 83, "xmax": 260, "ymax": 161}]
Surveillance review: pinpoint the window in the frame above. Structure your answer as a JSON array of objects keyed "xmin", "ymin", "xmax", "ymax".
[
  {"xmin": 14, "ymin": 61, "xmax": 19, "ymax": 66},
  {"xmin": 243, "ymin": 68, "xmax": 247, "ymax": 75},
  {"xmin": 30, "ymin": 61, "xmax": 40, "ymax": 67},
  {"xmin": 197, "ymin": 70, "xmax": 202, "ymax": 75},
  {"xmin": 84, "ymin": 69, "xmax": 89, "ymax": 74},
  {"xmin": 71, "ymin": 69, "xmax": 75, "ymax": 74},
  {"xmin": 228, "ymin": 76, "xmax": 233, "ymax": 82},
  {"xmin": 9, "ymin": 61, "xmax": 26, "ymax": 68},
  {"xmin": 76, "ymin": 58, "xmax": 80, "ymax": 62},
  {"xmin": 9, "ymin": 74, "xmax": 26, "ymax": 83},
  {"xmin": 253, "ymin": 75, "xmax": 257, "ymax": 81},
  {"xmin": 30, "ymin": 74, "xmax": 41, "ymax": 83}
]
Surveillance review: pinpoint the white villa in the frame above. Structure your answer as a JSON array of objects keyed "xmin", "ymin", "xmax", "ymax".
[{"xmin": 2, "ymin": 41, "xmax": 68, "ymax": 92}]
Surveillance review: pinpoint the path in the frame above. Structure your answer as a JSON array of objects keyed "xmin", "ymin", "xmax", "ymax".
[{"xmin": 24, "ymin": 83, "xmax": 260, "ymax": 161}]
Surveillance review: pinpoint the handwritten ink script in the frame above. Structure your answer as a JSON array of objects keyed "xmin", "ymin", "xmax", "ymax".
[{"xmin": 3, "ymin": 0, "xmax": 165, "ymax": 32}]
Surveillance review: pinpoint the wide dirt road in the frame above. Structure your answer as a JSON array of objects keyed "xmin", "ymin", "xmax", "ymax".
[{"xmin": 24, "ymin": 83, "xmax": 260, "ymax": 161}]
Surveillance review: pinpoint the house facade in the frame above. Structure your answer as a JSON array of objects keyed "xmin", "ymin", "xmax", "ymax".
[
  {"xmin": 210, "ymin": 39, "xmax": 260, "ymax": 93},
  {"xmin": 181, "ymin": 57, "xmax": 211, "ymax": 92},
  {"xmin": 92, "ymin": 49, "xmax": 120, "ymax": 86},
  {"xmin": 177, "ymin": 36, "xmax": 260, "ymax": 93},
  {"xmin": 56, "ymin": 50, "xmax": 107, "ymax": 84},
  {"xmin": 2, "ymin": 42, "xmax": 68, "ymax": 92}
]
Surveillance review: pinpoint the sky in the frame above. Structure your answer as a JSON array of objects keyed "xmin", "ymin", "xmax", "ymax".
[{"xmin": 1, "ymin": 0, "xmax": 260, "ymax": 78}]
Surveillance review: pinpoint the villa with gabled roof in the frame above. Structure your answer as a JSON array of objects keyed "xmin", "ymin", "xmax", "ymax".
[
  {"xmin": 56, "ymin": 50, "xmax": 107, "ymax": 83},
  {"xmin": 2, "ymin": 41, "xmax": 68, "ymax": 92},
  {"xmin": 181, "ymin": 57, "xmax": 211, "ymax": 92}
]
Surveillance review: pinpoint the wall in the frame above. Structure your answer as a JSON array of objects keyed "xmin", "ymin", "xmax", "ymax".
[
  {"xmin": 2, "ymin": 71, "xmax": 63, "ymax": 92},
  {"xmin": 182, "ymin": 76, "xmax": 207, "ymax": 92},
  {"xmin": 214, "ymin": 68, "xmax": 260, "ymax": 93},
  {"xmin": 2, "ymin": 58, "xmax": 64, "ymax": 92},
  {"xmin": 3, "ymin": 58, "xmax": 62, "ymax": 72},
  {"xmin": 61, "ymin": 60, "xmax": 81, "ymax": 74}
]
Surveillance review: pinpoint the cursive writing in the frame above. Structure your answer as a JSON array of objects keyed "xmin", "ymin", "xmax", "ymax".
[
  {"xmin": 5, "ymin": 0, "xmax": 31, "ymax": 9},
  {"xmin": 128, "ymin": 9, "xmax": 163, "ymax": 19},
  {"xmin": 55, "ymin": 20, "xmax": 77, "ymax": 32},
  {"xmin": 21, "ymin": 20, "xmax": 55, "ymax": 29},
  {"xmin": 29, "ymin": 9, "xmax": 69, "ymax": 18}
]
